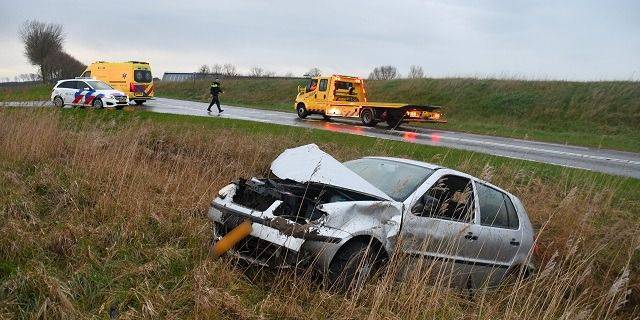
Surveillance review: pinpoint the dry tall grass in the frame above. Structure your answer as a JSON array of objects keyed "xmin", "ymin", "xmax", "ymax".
[{"xmin": 0, "ymin": 108, "xmax": 638, "ymax": 319}]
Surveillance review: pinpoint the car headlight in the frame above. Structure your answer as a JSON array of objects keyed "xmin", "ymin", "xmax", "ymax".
[
  {"xmin": 217, "ymin": 183, "xmax": 235, "ymax": 199},
  {"xmin": 107, "ymin": 94, "xmax": 115, "ymax": 99}
]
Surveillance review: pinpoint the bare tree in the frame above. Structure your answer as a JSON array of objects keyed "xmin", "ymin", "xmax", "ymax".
[
  {"xmin": 19, "ymin": 20, "xmax": 65, "ymax": 82},
  {"xmin": 249, "ymin": 67, "xmax": 265, "ymax": 77},
  {"xmin": 305, "ymin": 67, "xmax": 321, "ymax": 77},
  {"xmin": 222, "ymin": 63, "xmax": 238, "ymax": 76},
  {"xmin": 368, "ymin": 65, "xmax": 400, "ymax": 80},
  {"xmin": 283, "ymin": 72, "xmax": 294, "ymax": 77},
  {"xmin": 263, "ymin": 70, "xmax": 276, "ymax": 77},
  {"xmin": 44, "ymin": 50, "xmax": 86, "ymax": 80},
  {"xmin": 407, "ymin": 65, "xmax": 425, "ymax": 79},
  {"xmin": 198, "ymin": 64, "xmax": 210, "ymax": 74},
  {"xmin": 211, "ymin": 63, "xmax": 223, "ymax": 74}
]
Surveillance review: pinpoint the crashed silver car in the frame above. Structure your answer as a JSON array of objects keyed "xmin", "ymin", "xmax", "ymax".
[{"xmin": 209, "ymin": 144, "xmax": 535, "ymax": 288}]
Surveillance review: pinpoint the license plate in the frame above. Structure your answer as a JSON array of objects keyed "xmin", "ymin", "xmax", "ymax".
[{"xmin": 134, "ymin": 92, "xmax": 143, "ymax": 96}]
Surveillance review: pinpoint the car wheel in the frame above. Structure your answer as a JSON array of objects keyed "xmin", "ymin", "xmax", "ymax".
[
  {"xmin": 53, "ymin": 96, "xmax": 64, "ymax": 108},
  {"xmin": 92, "ymin": 98, "xmax": 104, "ymax": 109},
  {"xmin": 296, "ymin": 103, "xmax": 308, "ymax": 119},
  {"xmin": 328, "ymin": 240, "xmax": 386, "ymax": 291},
  {"xmin": 360, "ymin": 108, "xmax": 377, "ymax": 126},
  {"xmin": 134, "ymin": 100, "xmax": 144, "ymax": 106}
]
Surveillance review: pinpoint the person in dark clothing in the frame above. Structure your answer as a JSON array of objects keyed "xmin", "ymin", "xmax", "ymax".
[{"xmin": 207, "ymin": 79, "xmax": 224, "ymax": 113}]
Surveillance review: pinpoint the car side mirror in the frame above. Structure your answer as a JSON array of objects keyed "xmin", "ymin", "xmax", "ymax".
[{"xmin": 412, "ymin": 195, "xmax": 440, "ymax": 216}]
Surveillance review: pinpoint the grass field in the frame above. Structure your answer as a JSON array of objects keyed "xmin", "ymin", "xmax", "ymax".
[
  {"xmin": 157, "ymin": 78, "xmax": 640, "ymax": 152},
  {"xmin": 0, "ymin": 84, "xmax": 51, "ymax": 102},
  {"xmin": 0, "ymin": 107, "xmax": 638, "ymax": 318}
]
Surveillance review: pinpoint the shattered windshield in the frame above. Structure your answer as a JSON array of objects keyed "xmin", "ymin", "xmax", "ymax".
[{"xmin": 343, "ymin": 158, "xmax": 434, "ymax": 201}]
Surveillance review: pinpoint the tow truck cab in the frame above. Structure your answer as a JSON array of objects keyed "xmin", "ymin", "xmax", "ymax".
[{"xmin": 294, "ymin": 75, "xmax": 446, "ymax": 128}]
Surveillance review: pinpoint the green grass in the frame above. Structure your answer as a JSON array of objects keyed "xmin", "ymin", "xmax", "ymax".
[
  {"xmin": 156, "ymin": 78, "xmax": 305, "ymax": 112},
  {"xmin": 0, "ymin": 83, "xmax": 51, "ymax": 102},
  {"xmin": 56, "ymin": 108, "xmax": 640, "ymax": 201},
  {"xmin": 157, "ymin": 78, "xmax": 640, "ymax": 152},
  {"xmin": 1, "ymin": 108, "xmax": 638, "ymax": 318}
]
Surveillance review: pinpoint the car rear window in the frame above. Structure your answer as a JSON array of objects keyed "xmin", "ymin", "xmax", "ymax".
[
  {"xmin": 57, "ymin": 81, "xmax": 77, "ymax": 89},
  {"xmin": 134, "ymin": 70, "xmax": 153, "ymax": 83},
  {"xmin": 477, "ymin": 183, "xmax": 519, "ymax": 229}
]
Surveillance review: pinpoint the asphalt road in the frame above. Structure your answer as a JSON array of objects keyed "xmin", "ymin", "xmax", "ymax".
[{"xmin": 4, "ymin": 98, "xmax": 640, "ymax": 179}]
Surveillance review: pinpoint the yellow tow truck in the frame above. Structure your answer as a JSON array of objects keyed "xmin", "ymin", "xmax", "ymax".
[{"xmin": 295, "ymin": 75, "xmax": 446, "ymax": 128}]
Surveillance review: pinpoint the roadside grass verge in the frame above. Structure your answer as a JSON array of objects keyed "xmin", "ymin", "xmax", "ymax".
[
  {"xmin": 157, "ymin": 78, "xmax": 640, "ymax": 152},
  {"xmin": 0, "ymin": 83, "xmax": 51, "ymax": 102},
  {"xmin": 0, "ymin": 108, "xmax": 638, "ymax": 318}
]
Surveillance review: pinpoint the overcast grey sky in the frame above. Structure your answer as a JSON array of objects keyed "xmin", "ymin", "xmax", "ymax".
[{"xmin": 1, "ymin": 0, "xmax": 638, "ymax": 81}]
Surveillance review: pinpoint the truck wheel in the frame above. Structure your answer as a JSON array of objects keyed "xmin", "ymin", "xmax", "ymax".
[
  {"xmin": 328, "ymin": 240, "xmax": 386, "ymax": 291},
  {"xmin": 296, "ymin": 104, "xmax": 308, "ymax": 119},
  {"xmin": 323, "ymin": 114, "xmax": 331, "ymax": 121},
  {"xmin": 360, "ymin": 108, "xmax": 377, "ymax": 126},
  {"xmin": 53, "ymin": 96, "xmax": 64, "ymax": 108},
  {"xmin": 134, "ymin": 100, "xmax": 144, "ymax": 106}
]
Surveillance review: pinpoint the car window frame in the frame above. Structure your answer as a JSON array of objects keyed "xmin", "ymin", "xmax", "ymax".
[
  {"xmin": 475, "ymin": 181, "xmax": 520, "ymax": 230},
  {"xmin": 57, "ymin": 81, "xmax": 76, "ymax": 89},
  {"xmin": 76, "ymin": 81, "xmax": 90, "ymax": 90},
  {"xmin": 319, "ymin": 78, "xmax": 328, "ymax": 91},
  {"xmin": 405, "ymin": 169, "xmax": 479, "ymax": 225}
]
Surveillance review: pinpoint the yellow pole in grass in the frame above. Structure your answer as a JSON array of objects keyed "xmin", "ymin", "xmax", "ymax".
[{"xmin": 213, "ymin": 220, "xmax": 253, "ymax": 257}]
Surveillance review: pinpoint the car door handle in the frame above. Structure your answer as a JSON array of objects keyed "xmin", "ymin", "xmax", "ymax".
[
  {"xmin": 464, "ymin": 232, "xmax": 478, "ymax": 241},
  {"xmin": 510, "ymin": 239, "xmax": 520, "ymax": 246}
]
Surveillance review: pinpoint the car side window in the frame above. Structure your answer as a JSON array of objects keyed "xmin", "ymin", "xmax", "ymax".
[
  {"xmin": 504, "ymin": 194, "xmax": 520, "ymax": 229},
  {"xmin": 477, "ymin": 183, "xmax": 519, "ymax": 229},
  {"xmin": 59, "ymin": 81, "xmax": 75, "ymax": 89},
  {"xmin": 319, "ymin": 79, "xmax": 328, "ymax": 91},
  {"xmin": 306, "ymin": 79, "xmax": 318, "ymax": 92},
  {"xmin": 412, "ymin": 175, "xmax": 475, "ymax": 223},
  {"xmin": 77, "ymin": 81, "xmax": 89, "ymax": 90},
  {"xmin": 82, "ymin": 71, "xmax": 91, "ymax": 77}
]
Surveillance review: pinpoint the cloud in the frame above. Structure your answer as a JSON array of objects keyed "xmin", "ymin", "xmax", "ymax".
[{"xmin": 0, "ymin": 0, "xmax": 638, "ymax": 80}]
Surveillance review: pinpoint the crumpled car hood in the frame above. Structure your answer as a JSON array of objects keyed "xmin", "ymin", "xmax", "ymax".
[{"xmin": 270, "ymin": 144, "xmax": 392, "ymax": 201}]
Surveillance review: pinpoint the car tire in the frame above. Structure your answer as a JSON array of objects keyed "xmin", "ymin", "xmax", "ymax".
[
  {"xmin": 134, "ymin": 100, "xmax": 144, "ymax": 106},
  {"xmin": 328, "ymin": 240, "xmax": 386, "ymax": 291},
  {"xmin": 360, "ymin": 108, "xmax": 377, "ymax": 126},
  {"xmin": 53, "ymin": 96, "xmax": 64, "ymax": 108},
  {"xmin": 92, "ymin": 98, "xmax": 104, "ymax": 109},
  {"xmin": 296, "ymin": 103, "xmax": 308, "ymax": 119}
]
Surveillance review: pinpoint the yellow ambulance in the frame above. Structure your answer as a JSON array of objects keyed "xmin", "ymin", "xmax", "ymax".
[{"xmin": 81, "ymin": 61, "xmax": 154, "ymax": 105}]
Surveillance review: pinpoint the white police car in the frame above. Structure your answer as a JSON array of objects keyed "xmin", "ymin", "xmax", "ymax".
[{"xmin": 51, "ymin": 78, "xmax": 129, "ymax": 110}]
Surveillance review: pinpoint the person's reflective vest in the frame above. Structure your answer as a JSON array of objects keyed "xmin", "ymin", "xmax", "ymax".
[{"xmin": 210, "ymin": 82, "xmax": 222, "ymax": 95}]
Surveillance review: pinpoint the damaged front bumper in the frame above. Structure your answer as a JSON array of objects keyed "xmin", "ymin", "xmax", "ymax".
[{"xmin": 208, "ymin": 190, "xmax": 351, "ymax": 267}]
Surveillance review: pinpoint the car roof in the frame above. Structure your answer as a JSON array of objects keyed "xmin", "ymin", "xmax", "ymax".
[
  {"xmin": 362, "ymin": 156, "xmax": 442, "ymax": 170},
  {"xmin": 363, "ymin": 156, "xmax": 513, "ymax": 196}
]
